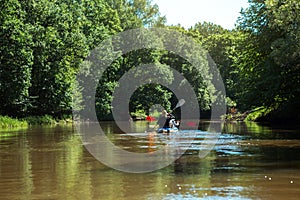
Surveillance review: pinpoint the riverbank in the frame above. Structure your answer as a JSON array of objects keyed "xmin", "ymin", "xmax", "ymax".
[
  {"xmin": 0, "ymin": 116, "xmax": 28, "ymax": 128},
  {"xmin": 0, "ymin": 115, "xmax": 73, "ymax": 129},
  {"xmin": 223, "ymin": 107, "xmax": 271, "ymax": 122},
  {"xmin": 224, "ymin": 105, "xmax": 300, "ymax": 125}
]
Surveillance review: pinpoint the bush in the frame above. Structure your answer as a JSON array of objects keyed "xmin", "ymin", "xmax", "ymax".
[
  {"xmin": 24, "ymin": 115, "xmax": 57, "ymax": 125},
  {"xmin": 0, "ymin": 116, "xmax": 28, "ymax": 128},
  {"xmin": 130, "ymin": 110, "xmax": 147, "ymax": 120}
]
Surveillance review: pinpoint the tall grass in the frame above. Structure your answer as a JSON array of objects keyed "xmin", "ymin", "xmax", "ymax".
[
  {"xmin": 0, "ymin": 115, "xmax": 73, "ymax": 129},
  {"xmin": 0, "ymin": 116, "xmax": 28, "ymax": 128}
]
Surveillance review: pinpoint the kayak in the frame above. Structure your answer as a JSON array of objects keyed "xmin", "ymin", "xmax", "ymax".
[{"xmin": 157, "ymin": 127, "xmax": 179, "ymax": 133}]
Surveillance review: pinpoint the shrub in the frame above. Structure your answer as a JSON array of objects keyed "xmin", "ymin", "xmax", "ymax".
[{"xmin": 0, "ymin": 116, "xmax": 28, "ymax": 128}]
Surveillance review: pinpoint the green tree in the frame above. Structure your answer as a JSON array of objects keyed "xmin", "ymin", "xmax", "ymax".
[
  {"xmin": 188, "ymin": 23, "xmax": 239, "ymax": 107},
  {"xmin": 235, "ymin": 0, "xmax": 300, "ymax": 121},
  {"xmin": 24, "ymin": 0, "xmax": 89, "ymax": 117},
  {"xmin": 156, "ymin": 26, "xmax": 220, "ymax": 112},
  {"xmin": 106, "ymin": 0, "xmax": 166, "ymax": 29},
  {"xmin": 0, "ymin": 0, "xmax": 33, "ymax": 117}
]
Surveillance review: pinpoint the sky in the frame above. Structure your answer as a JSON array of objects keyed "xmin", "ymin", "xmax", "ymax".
[{"xmin": 152, "ymin": 0, "xmax": 249, "ymax": 29}]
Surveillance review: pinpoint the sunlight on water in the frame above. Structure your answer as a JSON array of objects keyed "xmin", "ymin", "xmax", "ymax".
[{"xmin": 0, "ymin": 122, "xmax": 300, "ymax": 199}]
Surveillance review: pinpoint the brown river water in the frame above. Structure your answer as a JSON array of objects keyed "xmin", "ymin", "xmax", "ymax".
[{"xmin": 0, "ymin": 121, "xmax": 300, "ymax": 200}]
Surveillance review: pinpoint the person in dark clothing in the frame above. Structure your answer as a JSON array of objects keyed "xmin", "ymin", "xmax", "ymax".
[{"xmin": 157, "ymin": 110, "xmax": 168, "ymax": 128}]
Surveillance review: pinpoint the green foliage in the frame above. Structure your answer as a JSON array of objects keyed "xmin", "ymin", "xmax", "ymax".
[
  {"xmin": 148, "ymin": 108, "xmax": 161, "ymax": 118},
  {"xmin": 130, "ymin": 84, "xmax": 173, "ymax": 115},
  {"xmin": 130, "ymin": 109, "xmax": 147, "ymax": 119},
  {"xmin": 86, "ymin": 27, "xmax": 218, "ymax": 120},
  {"xmin": 26, "ymin": 0, "xmax": 93, "ymax": 117},
  {"xmin": 1, "ymin": 0, "xmax": 162, "ymax": 119},
  {"xmin": 0, "ymin": 0, "xmax": 34, "ymax": 117},
  {"xmin": 215, "ymin": 0, "xmax": 300, "ymax": 122},
  {"xmin": 0, "ymin": 115, "xmax": 28, "ymax": 128},
  {"xmin": 0, "ymin": 115, "xmax": 73, "ymax": 128},
  {"xmin": 187, "ymin": 1, "xmax": 299, "ymax": 123},
  {"xmin": 245, "ymin": 106, "xmax": 274, "ymax": 122},
  {"xmin": 93, "ymin": 48, "xmax": 175, "ymax": 120},
  {"xmin": 106, "ymin": 0, "xmax": 165, "ymax": 29},
  {"xmin": 1, "ymin": 0, "xmax": 297, "ymax": 124},
  {"xmin": 188, "ymin": 23, "xmax": 239, "ymax": 104},
  {"xmin": 24, "ymin": 115, "xmax": 57, "ymax": 125}
]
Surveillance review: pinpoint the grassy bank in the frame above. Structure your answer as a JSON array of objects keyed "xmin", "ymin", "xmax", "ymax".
[
  {"xmin": 0, "ymin": 115, "xmax": 73, "ymax": 129},
  {"xmin": 0, "ymin": 116, "xmax": 28, "ymax": 128}
]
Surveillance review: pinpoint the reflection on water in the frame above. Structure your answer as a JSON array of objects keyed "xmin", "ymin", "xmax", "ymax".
[{"xmin": 0, "ymin": 122, "xmax": 300, "ymax": 199}]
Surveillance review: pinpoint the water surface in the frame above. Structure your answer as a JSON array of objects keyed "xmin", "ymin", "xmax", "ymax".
[{"xmin": 0, "ymin": 121, "xmax": 300, "ymax": 199}]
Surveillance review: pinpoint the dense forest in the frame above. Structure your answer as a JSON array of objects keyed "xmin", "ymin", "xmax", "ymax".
[{"xmin": 0, "ymin": 0, "xmax": 299, "ymax": 123}]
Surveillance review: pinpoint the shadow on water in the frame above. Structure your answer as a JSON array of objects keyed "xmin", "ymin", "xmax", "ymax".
[{"xmin": 0, "ymin": 121, "xmax": 300, "ymax": 199}]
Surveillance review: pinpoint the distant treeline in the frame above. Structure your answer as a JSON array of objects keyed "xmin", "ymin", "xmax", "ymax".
[{"xmin": 1, "ymin": 0, "xmax": 299, "ymax": 122}]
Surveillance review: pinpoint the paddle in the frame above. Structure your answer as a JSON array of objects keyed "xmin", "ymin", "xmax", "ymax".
[
  {"xmin": 170, "ymin": 99, "xmax": 185, "ymax": 113},
  {"xmin": 146, "ymin": 115, "xmax": 156, "ymax": 122}
]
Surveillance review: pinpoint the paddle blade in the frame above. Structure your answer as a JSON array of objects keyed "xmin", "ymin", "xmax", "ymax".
[
  {"xmin": 175, "ymin": 99, "xmax": 185, "ymax": 109},
  {"xmin": 146, "ymin": 116, "xmax": 156, "ymax": 122}
]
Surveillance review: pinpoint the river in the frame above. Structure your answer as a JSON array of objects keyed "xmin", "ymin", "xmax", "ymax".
[{"xmin": 0, "ymin": 121, "xmax": 300, "ymax": 199}]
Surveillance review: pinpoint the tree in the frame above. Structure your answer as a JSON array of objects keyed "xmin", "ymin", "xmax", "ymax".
[
  {"xmin": 106, "ymin": 0, "xmax": 166, "ymax": 29},
  {"xmin": 0, "ymin": 0, "xmax": 33, "ymax": 117},
  {"xmin": 0, "ymin": 0, "xmax": 122, "ymax": 118},
  {"xmin": 188, "ymin": 23, "xmax": 239, "ymax": 107},
  {"xmin": 235, "ymin": 0, "xmax": 300, "ymax": 121},
  {"xmin": 157, "ymin": 26, "xmax": 221, "ymax": 112},
  {"xmin": 25, "ymin": 0, "xmax": 90, "ymax": 117}
]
